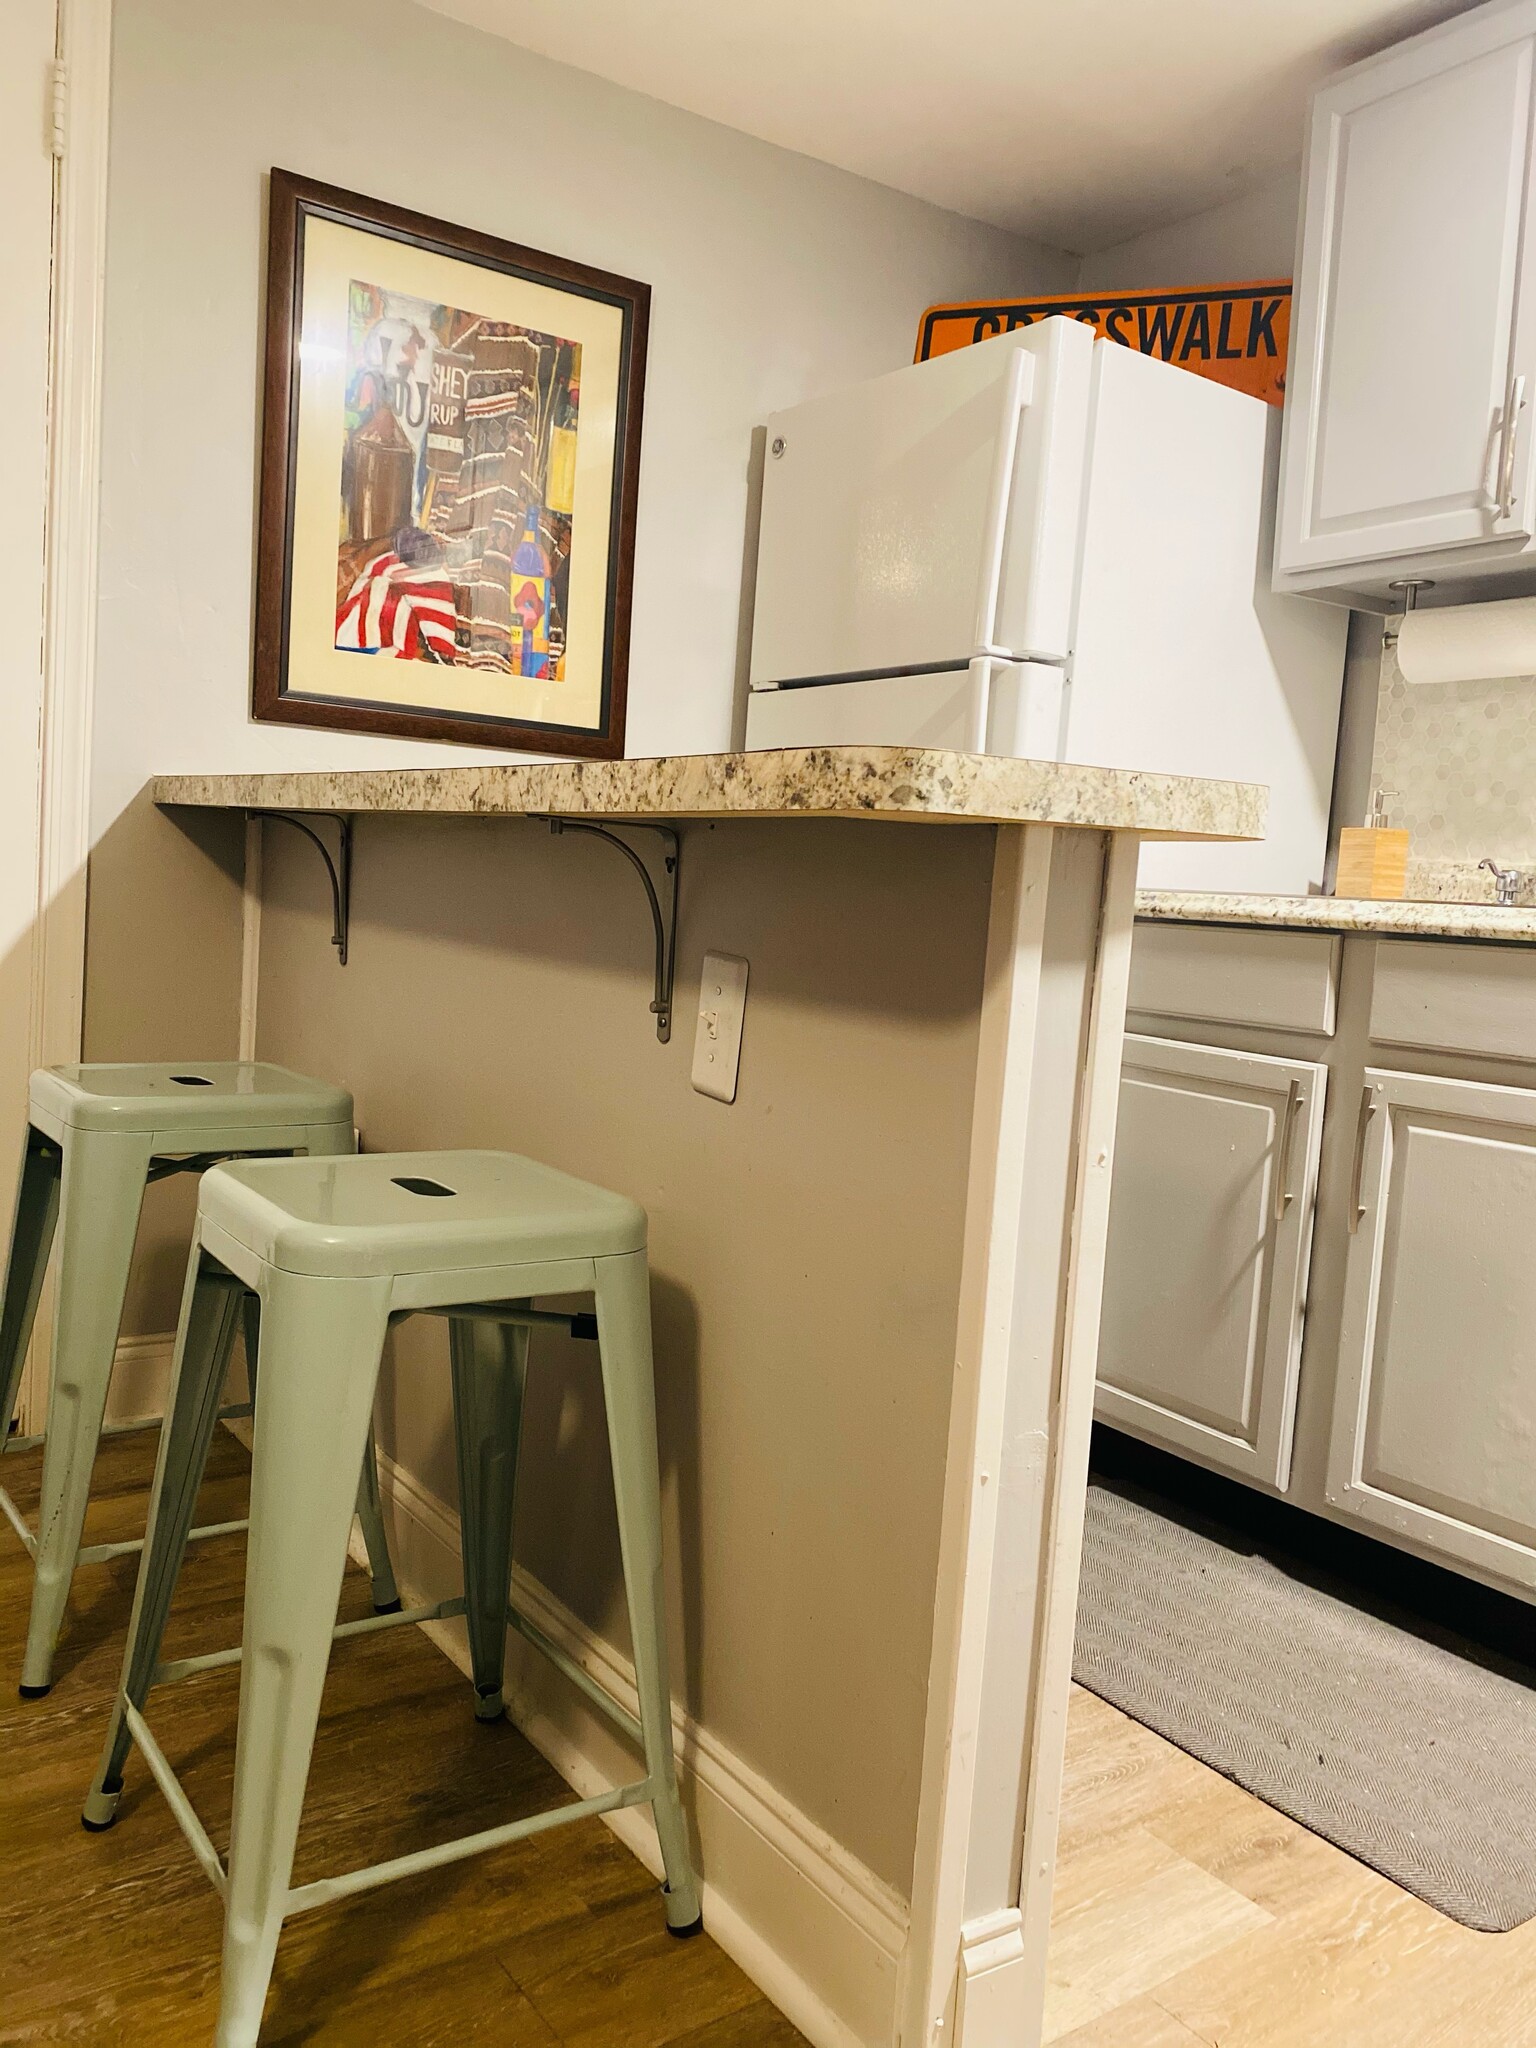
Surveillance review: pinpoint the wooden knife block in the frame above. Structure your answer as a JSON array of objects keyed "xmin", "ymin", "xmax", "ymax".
[{"xmin": 1335, "ymin": 826, "xmax": 1410, "ymax": 901}]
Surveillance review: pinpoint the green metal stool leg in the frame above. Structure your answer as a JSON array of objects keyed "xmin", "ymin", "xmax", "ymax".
[
  {"xmin": 239, "ymin": 1291, "xmax": 260, "ymax": 1414},
  {"xmin": 449, "ymin": 1308, "xmax": 528, "ymax": 1722},
  {"xmin": 84, "ymin": 1252, "xmax": 245, "ymax": 1825},
  {"xmin": 592, "ymin": 1250, "xmax": 702, "ymax": 1935},
  {"xmin": 0, "ymin": 1126, "xmax": 63, "ymax": 1441},
  {"xmin": 21, "ymin": 1127, "xmax": 153, "ymax": 1696},
  {"xmin": 215, "ymin": 1269, "xmax": 392, "ymax": 2048},
  {"xmin": 243, "ymin": 1290, "xmax": 399, "ymax": 1613},
  {"xmin": 354, "ymin": 1431, "xmax": 401, "ymax": 1615}
]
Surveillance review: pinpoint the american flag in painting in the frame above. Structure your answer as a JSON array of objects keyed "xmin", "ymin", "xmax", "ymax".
[
  {"xmin": 334, "ymin": 550, "xmax": 458, "ymax": 662},
  {"xmin": 335, "ymin": 279, "xmax": 579, "ymax": 680}
]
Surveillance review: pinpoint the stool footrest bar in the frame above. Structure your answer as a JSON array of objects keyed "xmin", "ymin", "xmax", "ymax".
[
  {"xmin": 152, "ymin": 1596, "xmax": 468, "ymax": 1687},
  {"xmin": 0, "ymin": 1485, "xmax": 38, "ymax": 1558},
  {"xmin": 76, "ymin": 1514, "xmax": 251, "ymax": 1569},
  {"xmin": 505, "ymin": 1597, "xmax": 645, "ymax": 1747},
  {"xmin": 283, "ymin": 1776, "xmax": 657, "ymax": 1918},
  {"xmin": 4, "ymin": 1400, "xmax": 250, "ymax": 1460},
  {"xmin": 123, "ymin": 1702, "xmax": 228, "ymax": 1899}
]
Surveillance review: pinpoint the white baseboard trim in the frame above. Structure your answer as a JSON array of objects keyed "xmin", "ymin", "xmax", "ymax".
[{"xmin": 354, "ymin": 1443, "xmax": 907, "ymax": 2048}]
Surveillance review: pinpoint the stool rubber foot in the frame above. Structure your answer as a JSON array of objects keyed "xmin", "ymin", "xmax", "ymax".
[
  {"xmin": 666, "ymin": 1914, "xmax": 704, "ymax": 1940},
  {"xmin": 18, "ymin": 1682, "xmax": 52, "ymax": 1700},
  {"xmin": 373, "ymin": 1598, "xmax": 403, "ymax": 1616},
  {"xmin": 473, "ymin": 1689, "xmax": 506, "ymax": 1724},
  {"xmin": 82, "ymin": 1781, "xmax": 122, "ymax": 1831}
]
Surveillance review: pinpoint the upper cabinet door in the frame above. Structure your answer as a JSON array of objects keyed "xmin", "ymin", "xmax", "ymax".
[
  {"xmin": 1277, "ymin": 0, "xmax": 1536, "ymax": 581},
  {"xmin": 1096, "ymin": 1035, "xmax": 1327, "ymax": 1492},
  {"xmin": 1329, "ymin": 1068, "xmax": 1536, "ymax": 1592}
]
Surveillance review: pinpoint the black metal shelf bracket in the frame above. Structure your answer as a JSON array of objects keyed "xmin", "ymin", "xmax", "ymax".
[
  {"xmin": 248, "ymin": 811, "xmax": 353, "ymax": 965},
  {"xmin": 537, "ymin": 818, "xmax": 681, "ymax": 1042}
]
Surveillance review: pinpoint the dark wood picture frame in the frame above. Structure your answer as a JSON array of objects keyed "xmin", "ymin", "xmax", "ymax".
[{"xmin": 254, "ymin": 169, "xmax": 649, "ymax": 757}]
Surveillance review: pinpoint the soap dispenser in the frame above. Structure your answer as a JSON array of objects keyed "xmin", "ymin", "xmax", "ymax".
[{"xmin": 1335, "ymin": 787, "xmax": 1409, "ymax": 901}]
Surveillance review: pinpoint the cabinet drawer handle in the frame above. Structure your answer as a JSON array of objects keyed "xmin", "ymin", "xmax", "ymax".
[
  {"xmin": 1274, "ymin": 1078, "xmax": 1302, "ymax": 1224},
  {"xmin": 1348, "ymin": 1086, "xmax": 1380, "ymax": 1233},
  {"xmin": 1499, "ymin": 374, "xmax": 1528, "ymax": 518}
]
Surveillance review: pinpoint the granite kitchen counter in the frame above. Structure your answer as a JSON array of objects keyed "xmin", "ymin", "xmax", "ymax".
[
  {"xmin": 1135, "ymin": 888, "xmax": 1536, "ymax": 945},
  {"xmin": 152, "ymin": 745, "xmax": 1263, "ymax": 841}
]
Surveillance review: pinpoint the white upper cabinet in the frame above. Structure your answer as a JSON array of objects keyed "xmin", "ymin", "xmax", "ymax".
[
  {"xmin": 1276, "ymin": 0, "xmax": 1536, "ymax": 602},
  {"xmin": 1097, "ymin": 1036, "xmax": 1327, "ymax": 1492}
]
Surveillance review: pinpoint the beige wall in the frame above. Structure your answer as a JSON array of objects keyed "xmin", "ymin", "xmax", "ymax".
[
  {"xmin": 90, "ymin": 0, "xmax": 1069, "ymax": 840},
  {"xmin": 82, "ymin": 0, "xmax": 1065, "ymax": 1332},
  {"xmin": 82, "ymin": 795, "xmax": 246, "ymax": 1334},
  {"xmin": 1075, "ymin": 164, "xmax": 1303, "ymax": 292},
  {"xmin": 252, "ymin": 812, "xmax": 991, "ymax": 1895}
]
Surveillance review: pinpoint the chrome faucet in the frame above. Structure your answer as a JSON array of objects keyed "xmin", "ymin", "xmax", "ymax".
[{"xmin": 1479, "ymin": 857, "xmax": 1522, "ymax": 906}]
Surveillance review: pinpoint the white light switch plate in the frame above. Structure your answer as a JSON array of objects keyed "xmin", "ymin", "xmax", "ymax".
[{"xmin": 692, "ymin": 952, "xmax": 748, "ymax": 1102}]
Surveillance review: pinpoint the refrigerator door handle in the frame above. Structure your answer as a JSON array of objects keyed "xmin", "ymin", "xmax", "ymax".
[{"xmin": 972, "ymin": 346, "xmax": 1037, "ymax": 661}]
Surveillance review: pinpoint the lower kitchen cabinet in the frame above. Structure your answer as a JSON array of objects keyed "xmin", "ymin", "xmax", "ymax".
[
  {"xmin": 1328, "ymin": 1067, "xmax": 1536, "ymax": 1590},
  {"xmin": 1097, "ymin": 1034, "xmax": 1327, "ymax": 1491}
]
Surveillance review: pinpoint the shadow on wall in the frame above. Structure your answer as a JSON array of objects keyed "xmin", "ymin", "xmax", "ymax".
[
  {"xmin": 372, "ymin": 1268, "xmax": 704, "ymax": 1702},
  {"xmin": 207, "ymin": 803, "xmax": 994, "ymax": 1027},
  {"xmin": 81, "ymin": 792, "xmax": 247, "ymax": 1335},
  {"xmin": 238, "ymin": 797, "xmax": 990, "ymax": 1893}
]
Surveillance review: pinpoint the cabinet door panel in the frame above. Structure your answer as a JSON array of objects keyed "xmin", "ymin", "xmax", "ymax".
[
  {"xmin": 1097, "ymin": 1036, "xmax": 1326, "ymax": 1490},
  {"xmin": 1278, "ymin": 2, "xmax": 1536, "ymax": 575},
  {"xmin": 1330, "ymin": 1068, "xmax": 1536, "ymax": 1586}
]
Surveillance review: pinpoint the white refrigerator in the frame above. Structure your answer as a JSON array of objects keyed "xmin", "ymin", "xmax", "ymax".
[{"xmin": 743, "ymin": 317, "xmax": 1348, "ymax": 893}]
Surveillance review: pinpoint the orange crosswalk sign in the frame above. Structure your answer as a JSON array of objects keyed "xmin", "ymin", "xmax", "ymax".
[{"xmin": 917, "ymin": 280, "xmax": 1291, "ymax": 405}]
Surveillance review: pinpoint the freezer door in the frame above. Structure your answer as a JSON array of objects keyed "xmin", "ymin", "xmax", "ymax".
[
  {"xmin": 748, "ymin": 319, "xmax": 1094, "ymax": 688},
  {"xmin": 1064, "ymin": 342, "xmax": 1348, "ymax": 895}
]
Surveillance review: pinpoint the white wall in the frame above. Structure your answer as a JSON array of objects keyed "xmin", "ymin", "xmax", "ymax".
[
  {"xmin": 91, "ymin": 0, "xmax": 1069, "ymax": 839},
  {"xmin": 1075, "ymin": 164, "xmax": 1302, "ymax": 292}
]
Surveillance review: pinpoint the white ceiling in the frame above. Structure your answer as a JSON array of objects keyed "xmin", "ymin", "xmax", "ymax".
[{"xmin": 419, "ymin": 0, "xmax": 1466, "ymax": 252}]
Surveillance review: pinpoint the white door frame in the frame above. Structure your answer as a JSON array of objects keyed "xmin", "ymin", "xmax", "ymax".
[
  {"xmin": 6, "ymin": 0, "xmax": 114, "ymax": 1431},
  {"xmin": 0, "ymin": 0, "xmax": 59, "ymax": 1349}
]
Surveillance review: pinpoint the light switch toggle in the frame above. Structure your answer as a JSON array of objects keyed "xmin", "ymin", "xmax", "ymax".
[{"xmin": 692, "ymin": 952, "xmax": 749, "ymax": 1102}]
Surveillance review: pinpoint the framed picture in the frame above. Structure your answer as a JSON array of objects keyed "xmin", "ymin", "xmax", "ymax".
[{"xmin": 254, "ymin": 169, "xmax": 649, "ymax": 757}]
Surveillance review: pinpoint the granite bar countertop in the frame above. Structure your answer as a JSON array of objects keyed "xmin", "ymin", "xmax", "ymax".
[
  {"xmin": 1135, "ymin": 889, "xmax": 1536, "ymax": 945},
  {"xmin": 152, "ymin": 747, "xmax": 1264, "ymax": 842}
]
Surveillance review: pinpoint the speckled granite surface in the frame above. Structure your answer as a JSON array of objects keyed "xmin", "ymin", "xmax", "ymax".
[
  {"xmin": 1405, "ymin": 857, "xmax": 1536, "ymax": 907},
  {"xmin": 151, "ymin": 748, "xmax": 1264, "ymax": 841},
  {"xmin": 1135, "ymin": 889, "xmax": 1536, "ymax": 945}
]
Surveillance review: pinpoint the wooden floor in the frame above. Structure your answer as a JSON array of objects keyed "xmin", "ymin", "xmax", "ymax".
[
  {"xmin": 1045, "ymin": 1683, "xmax": 1536, "ymax": 2046},
  {"xmin": 0, "ymin": 1429, "xmax": 806, "ymax": 2047},
  {"xmin": 9, "ymin": 1431, "xmax": 1536, "ymax": 2047}
]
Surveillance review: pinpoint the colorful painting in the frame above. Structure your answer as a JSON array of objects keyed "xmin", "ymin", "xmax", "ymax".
[
  {"xmin": 335, "ymin": 284, "xmax": 581, "ymax": 680},
  {"xmin": 254, "ymin": 171, "xmax": 648, "ymax": 757}
]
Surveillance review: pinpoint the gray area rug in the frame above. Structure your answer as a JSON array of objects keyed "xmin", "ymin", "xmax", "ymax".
[{"xmin": 1073, "ymin": 1479, "xmax": 1536, "ymax": 1931}]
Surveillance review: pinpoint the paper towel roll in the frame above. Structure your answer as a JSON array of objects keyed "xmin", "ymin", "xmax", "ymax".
[{"xmin": 1395, "ymin": 594, "xmax": 1536, "ymax": 685}]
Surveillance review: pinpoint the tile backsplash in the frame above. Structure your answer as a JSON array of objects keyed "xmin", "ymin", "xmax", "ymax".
[{"xmin": 1372, "ymin": 639, "xmax": 1536, "ymax": 868}]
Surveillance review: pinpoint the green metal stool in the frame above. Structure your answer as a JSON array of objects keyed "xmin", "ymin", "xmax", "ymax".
[
  {"xmin": 0, "ymin": 1061, "xmax": 399, "ymax": 1698},
  {"xmin": 83, "ymin": 1147, "xmax": 702, "ymax": 2048}
]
